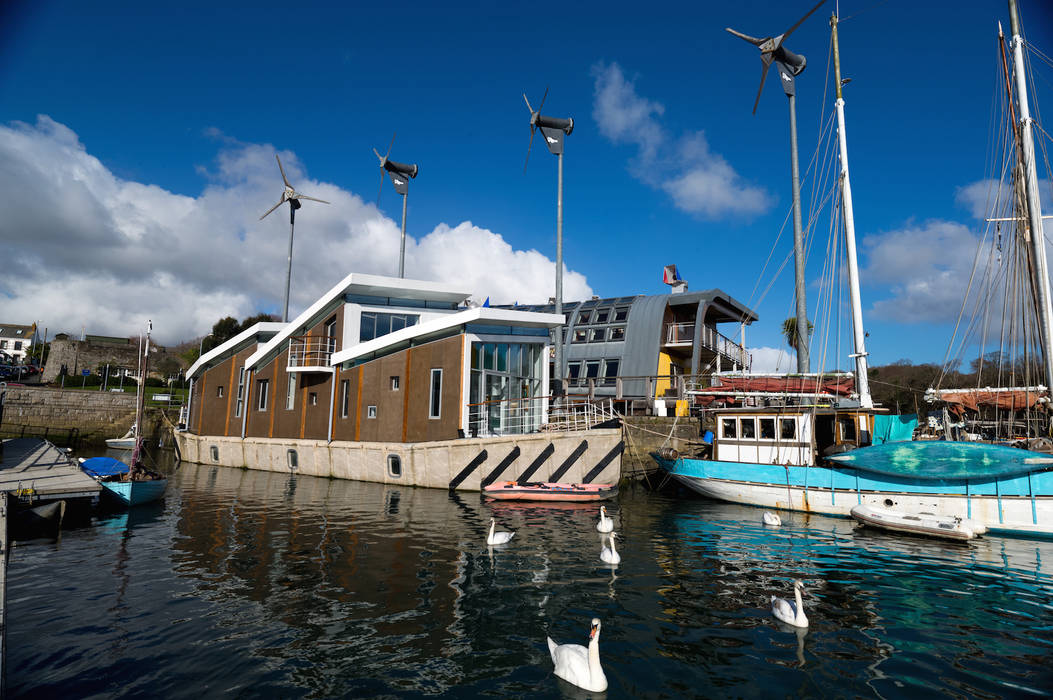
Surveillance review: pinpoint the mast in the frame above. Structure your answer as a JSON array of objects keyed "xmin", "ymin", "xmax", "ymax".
[
  {"xmin": 788, "ymin": 93, "xmax": 810, "ymax": 373},
  {"xmin": 129, "ymin": 320, "xmax": 151, "ymax": 476},
  {"xmin": 830, "ymin": 13, "xmax": 872, "ymax": 408},
  {"xmin": 1008, "ymin": 0, "xmax": 1053, "ymax": 391}
]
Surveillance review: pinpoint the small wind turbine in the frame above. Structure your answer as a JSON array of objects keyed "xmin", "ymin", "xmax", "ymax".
[
  {"xmin": 523, "ymin": 87, "xmax": 574, "ymax": 390},
  {"xmin": 373, "ymin": 133, "xmax": 419, "ymax": 278},
  {"xmin": 260, "ymin": 154, "xmax": 329, "ymax": 323},
  {"xmin": 727, "ymin": 0, "xmax": 825, "ymax": 373}
]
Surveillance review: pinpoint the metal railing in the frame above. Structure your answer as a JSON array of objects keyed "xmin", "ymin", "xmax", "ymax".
[
  {"xmin": 465, "ymin": 396, "xmax": 618, "ymax": 437},
  {"xmin": 662, "ymin": 323, "xmax": 750, "ymax": 368},
  {"xmin": 288, "ymin": 335, "xmax": 336, "ymax": 368},
  {"xmin": 664, "ymin": 322, "xmax": 694, "ymax": 344}
]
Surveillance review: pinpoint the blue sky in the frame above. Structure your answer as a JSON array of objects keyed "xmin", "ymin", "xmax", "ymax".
[{"xmin": 2, "ymin": 0, "xmax": 1053, "ymax": 373}]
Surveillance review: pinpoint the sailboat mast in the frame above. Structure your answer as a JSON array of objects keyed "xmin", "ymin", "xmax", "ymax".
[
  {"xmin": 1008, "ymin": 0, "xmax": 1053, "ymax": 391},
  {"xmin": 830, "ymin": 14, "xmax": 872, "ymax": 408}
]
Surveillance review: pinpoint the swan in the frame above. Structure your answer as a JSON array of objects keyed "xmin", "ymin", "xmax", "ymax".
[
  {"xmin": 762, "ymin": 511, "xmax": 782, "ymax": 526},
  {"xmin": 547, "ymin": 617, "xmax": 608, "ymax": 692},
  {"xmin": 771, "ymin": 579, "xmax": 809, "ymax": 628},
  {"xmin": 600, "ymin": 532, "xmax": 620, "ymax": 565},
  {"xmin": 596, "ymin": 505, "xmax": 614, "ymax": 533},
  {"xmin": 487, "ymin": 518, "xmax": 515, "ymax": 545}
]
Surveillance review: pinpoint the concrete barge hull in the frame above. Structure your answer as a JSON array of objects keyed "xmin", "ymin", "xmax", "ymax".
[{"xmin": 175, "ymin": 429, "xmax": 625, "ymax": 491}]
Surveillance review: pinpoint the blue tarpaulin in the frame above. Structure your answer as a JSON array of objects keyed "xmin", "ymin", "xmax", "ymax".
[
  {"xmin": 80, "ymin": 456, "xmax": 130, "ymax": 478},
  {"xmin": 872, "ymin": 414, "xmax": 918, "ymax": 444}
]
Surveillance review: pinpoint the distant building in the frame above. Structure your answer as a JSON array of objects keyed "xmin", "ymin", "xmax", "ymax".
[
  {"xmin": 504, "ymin": 287, "xmax": 757, "ymax": 411},
  {"xmin": 0, "ymin": 323, "xmax": 38, "ymax": 363},
  {"xmin": 42, "ymin": 333, "xmax": 178, "ymax": 383}
]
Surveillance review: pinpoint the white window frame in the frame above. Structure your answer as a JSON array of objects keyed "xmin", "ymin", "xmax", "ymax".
[
  {"xmin": 257, "ymin": 379, "xmax": 269, "ymax": 411},
  {"xmin": 429, "ymin": 368, "xmax": 443, "ymax": 419},
  {"xmin": 367, "ymin": 405, "xmax": 377, "ymax": 419},
  {"xmin": 286, "ymin": 373, "xmax": 296, "ymax": 410},
  {"xmin": 340, "ymin": 379, "xmax": 350, "ymax": 418}
]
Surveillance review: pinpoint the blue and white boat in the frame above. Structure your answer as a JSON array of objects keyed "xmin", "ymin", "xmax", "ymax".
[{"xmin": 656, "ymin": 3, "xmax": 1053, "ymax": 540}]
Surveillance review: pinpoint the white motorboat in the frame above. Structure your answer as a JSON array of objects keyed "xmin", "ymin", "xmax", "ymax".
[{"xmin": 850, "ymin": 504, "xmax": 986, "ymax": 542}]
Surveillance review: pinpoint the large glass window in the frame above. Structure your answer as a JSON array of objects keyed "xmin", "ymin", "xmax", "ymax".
[
  {"xmin": 235, "ymin": 367, "xmax": 246, "ymax": 418},
  {"xmin": 468, "ymin": 341, "xmax": 545, "ymax": 436},
  {"xmin": 360, "ymin": 312, "xmax": 418, "ymax": 342}
]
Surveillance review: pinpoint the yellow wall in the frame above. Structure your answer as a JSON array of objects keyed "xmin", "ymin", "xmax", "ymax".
[{"xmin": 655, "ymin": 351, "xmax": 672, "ymax": 397}]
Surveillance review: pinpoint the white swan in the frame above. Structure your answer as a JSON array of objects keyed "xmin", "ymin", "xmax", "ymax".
[
  {"xmin": 596, "ymin": 505, "xmax": 614, "ymax": 533},
  {"xmin": 600, "ymin": 532, "xmax": 620, "ymax": 565},
  {"xmin": 547, "ymin": 617, "xmax": 608, "ymax": 692},
  {"xmin": 487, "ymin": 518, "xmax": 515, "ymax": 545},
  {"xmin": 762, "ymin": 511, "xmax": 782, "ymax": 526},
  {"xmin": 771, "ymin": 579, "xmax": 809, "ymax": 628}
]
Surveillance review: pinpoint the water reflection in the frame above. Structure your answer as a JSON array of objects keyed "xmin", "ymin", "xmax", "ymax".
[{"xmin": 5, "ymin": 460, "xmax": 1053, "ymax": 698}]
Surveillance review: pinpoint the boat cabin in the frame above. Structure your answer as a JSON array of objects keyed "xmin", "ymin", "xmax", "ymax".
[{"xmin": 711, "ymin": 407, "xmax": 876, "ymax": 466}]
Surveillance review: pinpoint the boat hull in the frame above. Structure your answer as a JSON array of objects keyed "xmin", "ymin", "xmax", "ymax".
[
  {"xmin": 654, "ymin": 454, "xmax": 1053, "ymax": 539},
  {"xmin": 105, "ymin": 439, "xmax": 135, "ymax": 450},
  {"xmin": 483, "ymin": 481, "xmax": 616, "ymax": 501},
  {"xmin": 101, "ymin": 478, "xmax": 167, "ymax": 506}
]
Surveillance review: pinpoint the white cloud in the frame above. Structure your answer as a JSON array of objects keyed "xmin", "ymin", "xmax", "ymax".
[
  {"xmin": 956, "ymin": 178, "xmax": 1053, "ymax": 220},
  {"xmin": 861, "ymin": 219, "xmax": 987, "ymax": 323},
  {"xmin": 749, "ymin": 346, "xmax": 792, "ymax": 373},
  {"xmin": 0, "ymin": 116, "xmax": 592, "ymax": 345},
  {"xmin": 591, "ymin": 62, "xmax": 771, "ymax": 219}
]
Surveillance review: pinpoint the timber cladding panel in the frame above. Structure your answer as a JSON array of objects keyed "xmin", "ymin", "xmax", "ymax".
[
  {"xmin": 406, "ymin": 335, "xmax": 462, "ymax": 442},
  {"xmin": 357, "ymin": 353, "xmax": 409, "ymax": 442},
  {"xmin": 199, "ymin": 354, "xmax": 234, "ymax": 436},
  {"xmin": 331, "ymin": 367, "xmax": 360, "ymax": 441}
]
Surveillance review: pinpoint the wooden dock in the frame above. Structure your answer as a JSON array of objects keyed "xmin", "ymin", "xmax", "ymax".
[{"xmin": 0, "ymin": 438, "xmax": 102, "ymax": 502}]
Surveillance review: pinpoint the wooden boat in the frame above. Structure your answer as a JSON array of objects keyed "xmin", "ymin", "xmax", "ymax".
[
  {"xmin": 483, "ymin": 481, "xmax": 616, "ymax": 502},
  {"xmin": 851, "ymin": 504, "xmax": 986, "ymax": 541}
]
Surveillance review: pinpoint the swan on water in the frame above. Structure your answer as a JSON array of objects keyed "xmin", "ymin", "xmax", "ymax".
[
  {"xmin": 596, "ymin": 505, "xmax": 614, "ymax": 533},
  {"xmin": 487, "ymin": 518, "xmax": 515, "ymax": 545},
  {"xmin": 771, "ymin": 579, "xmax": 809, "ymax": 628},
  {"xmin": 547, "ymin": 617, "xmax": 608, "ymax": 692},
  {"xmin": 762, "ymin": 511, "xmax": 782, "ymax": 526},
  {"xmin": 600, "ymin": 532, "xmax": 620, "ymax": 565}
]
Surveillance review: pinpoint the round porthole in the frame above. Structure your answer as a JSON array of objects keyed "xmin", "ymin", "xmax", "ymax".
[
  {"xmin": 883, "ymin": 498, "xmax": 894, "ymax": 507},
  {"xmin": 387, "ymin": 454, "xmax": 402, "ymax": 478},
  {"xmin": 287, "ymin": 449, "xmax": 298, "ymax": 470}
]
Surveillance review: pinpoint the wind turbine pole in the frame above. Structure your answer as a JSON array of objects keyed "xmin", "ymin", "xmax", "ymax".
[
  {"xmin": 555, "ymin": 151, "xmax": 564, "ymax": 389},
  {"xmin": 787, "ymin": 92, "xmax": 810, "ymax": 373},
  {"xmin": 399, "ymin": 193, "xmax": 408, "ymax": 278},
  {"xmin": 831, "ymin": 13, "xmax": 872, "ymax": 407},
  {"xmin": 1008, "ymin": 0, "xmax": 1053, "ymax": 390},
  {"xmin": 283, "ymin": 206, "xmax": 296, "ymax": 323}
]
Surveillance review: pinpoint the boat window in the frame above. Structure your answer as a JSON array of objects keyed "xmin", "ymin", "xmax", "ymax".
[
  {"xmin": 609, "ymin": 326, "xmax": 625, "ymax": 342},
  {"xmin": 387, "ymin": 454, "xmax": 402, "ymax": 478},
  {"xmin": 760, "ymin": 418, "xmax": 776, "ymax": 440},
  {"xmin": 780, "ymin": 418, "xmax": 796, "ymax": 440},
  {"xmin": 722, "ymin": 418, "xmax": 737, "ymax": 438},
  {"xmin": 840, "ymin": 416, "xmax": 857, "ymax": 442},
  {"xmin": 740, "ymin": 418, "xmax": 756, "ymax": 439},
  {"xmin": 594, "ymin": 308, "xmax": 610, "ymax": 324}
]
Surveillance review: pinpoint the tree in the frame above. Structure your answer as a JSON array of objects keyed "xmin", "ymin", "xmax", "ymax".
[
  {"xmin": 241, "ymin": 312, "xmax": 279, "ymax": 328},
  {"xmin": 781, "ymin": 317, "xmax": 813, "ymax": 351}
]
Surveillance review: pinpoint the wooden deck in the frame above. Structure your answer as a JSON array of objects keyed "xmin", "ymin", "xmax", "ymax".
[{"xmin": 0, "ymin": 439, "xmax": 102, "ymax": 501}]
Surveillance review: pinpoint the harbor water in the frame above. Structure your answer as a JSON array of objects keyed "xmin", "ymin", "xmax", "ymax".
[{"xmin": 7, "ymin": 454, "xmax": 1053, "ymax": 698}]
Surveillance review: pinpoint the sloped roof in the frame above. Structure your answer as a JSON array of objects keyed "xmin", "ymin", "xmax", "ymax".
[{"xmin": 186, "ymin": 322, "xmax": 286, "ymax": 380}]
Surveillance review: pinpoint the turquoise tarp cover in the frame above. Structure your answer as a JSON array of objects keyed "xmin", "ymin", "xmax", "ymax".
[
  {"xmin": 827, "ymin": 440, "xmax": 1053, "ymax": 480},
  {"xmin": 873, "ymin": 413, "xmax": 917, "ymax": 444}
]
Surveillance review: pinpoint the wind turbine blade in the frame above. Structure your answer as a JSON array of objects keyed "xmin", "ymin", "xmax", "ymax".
[
  {"xmin": 523, "ymin": 93, "xmax": 534, "ymax": 114},
  {"xmin": 524, "ymin": 126, "xmax": 535, "ymax": 174},
  {"xmin": 259, "ymin": 198, "xmax": 285, "ymax": 220},
  {"xmin": 276, "ymin": 154, "xmax": 291, "ymax": 188},
  {"xmin": 752, "ymin": 62, "xmax": 771, "ymax": 115},
  {"xmin": 376, "ymin": 171, "xmax": 385, "ymax": 206},
  {"xmin": 725, "ymin": 27, "xmax": 766, "ymax": 46},
  {"xmin": 373, "ymin": 147, "xmax": 383, "ymax": 163},
  {"xmin": 297, "ymin": 195, "xmax": 329, "ymax": 204},
  {"xmin": 386, "ymin": 132, "xmax": 396, "ymax": 160},
  {"xmin": 780, "ymin": 0, "xmax": 826, "ymax": 44},
  {"xmin": 538, "ymin": 85, "xmax": 549, "ymax": 113}
]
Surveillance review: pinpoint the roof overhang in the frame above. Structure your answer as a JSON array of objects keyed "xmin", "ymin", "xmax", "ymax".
[
  {"xmin": 330, "ymin": 307, "xmax": 564, "ymax": 365},
  {"xmin": 186, "ymin": 322, "xmax": 285, "ymax": 380}
]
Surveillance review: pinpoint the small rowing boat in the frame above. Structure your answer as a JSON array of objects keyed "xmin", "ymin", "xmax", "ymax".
[
  {"xmin": 482, "ymin": 481, "xmax": 616, "ymax": 502},
  {"xmin": 850, "ymin": 504, "xmax": 986, "ymax": 541}
]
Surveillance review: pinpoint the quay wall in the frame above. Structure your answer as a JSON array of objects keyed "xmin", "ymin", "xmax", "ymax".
[
  {"xmin": 621, "ymin": 416, "xmax": 702, "ymax": 474},
  {"xmin": 0, "ymin": 385, "xmax": 156, "ymax": 445},
  {"xmin": 175, "ymin": 428, "xmax": 625, "ymax": 491}
]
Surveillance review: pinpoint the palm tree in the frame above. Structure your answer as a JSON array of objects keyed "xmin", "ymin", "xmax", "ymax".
[{"xmin": 782, "ymin": 317, "xmax": 813, "ymax": 351}]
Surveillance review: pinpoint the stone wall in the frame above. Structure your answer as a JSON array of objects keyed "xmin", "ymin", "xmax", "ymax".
[
  {"xmin": 0, "ymin": 385, "xmax": 163, "ymax": 445},
  {"xmin": 621, "ymin": 416, "xmax": 702, "ymax": 475},
  {"xmin": 42, "ymin": 336, "xmax": 183, "ymax": 383}
]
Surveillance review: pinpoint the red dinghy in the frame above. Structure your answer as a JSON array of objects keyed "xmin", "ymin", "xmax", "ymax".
[{"xmin": 482, "ymin": 481, "xmax": 617, "ymax": 502}]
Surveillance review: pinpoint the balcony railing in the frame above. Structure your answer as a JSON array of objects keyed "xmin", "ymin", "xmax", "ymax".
[
  {"xmin": 288, "ymin": 335, "xmax": 336, "ymax": 369},
  {"xmin": 465, "ymin": 396, "xmax": 618, "ymax": 437},
  {"xmin": 662, "ymin": 323, "xmax": 749, "ymax": 368}
]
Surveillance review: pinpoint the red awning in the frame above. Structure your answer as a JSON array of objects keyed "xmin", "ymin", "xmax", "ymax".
[{"xmin": 938, "ymin": 390, "xmax": 1048, "ymax": 416}]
